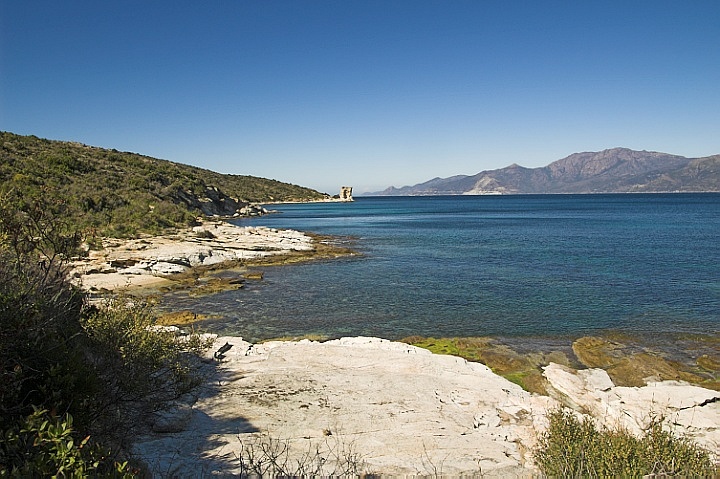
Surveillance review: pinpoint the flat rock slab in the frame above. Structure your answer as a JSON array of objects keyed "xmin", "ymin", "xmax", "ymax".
[
  {"xmin": 133, "ymin": 338, "xmax": 720, "ymax": 477},
  {"xmin": 71, "ymin": 223, "xmax": 314, "ymax": 293},
  {"xmin": 134, "ymin": 337, "xmax": 554, "ymax": 477}
]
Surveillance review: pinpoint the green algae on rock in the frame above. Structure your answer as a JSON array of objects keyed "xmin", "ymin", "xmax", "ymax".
[
  {"xmin": 401, "ymin": 336, "xmax": 572, "ymax": 395},
  {"xmin": 572, "ymin": 336, "xmax": 716, "ymax": 390}
]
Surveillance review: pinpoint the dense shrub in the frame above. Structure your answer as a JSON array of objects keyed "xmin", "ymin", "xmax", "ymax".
[
  {"xmin": 534, "ymin": 408, "xmax": 717, "ymax": 477},
  {"xmin": 1, "ymin": 409, "xmax": 133, "ymax": 478},
  {"xmin": 82, "ymin": 299, "xmax": 211, "ymax": 431},
  {"xmin": 0, "ymin": 192, "xmax": 210, "ymax": 476},
  {"xmin": 1, "ymin": 131, "xmax": 327, "ymax": 237},
  {"xmin": 0, "ymin": 190, "xmax": 88, "ymax": 426}
]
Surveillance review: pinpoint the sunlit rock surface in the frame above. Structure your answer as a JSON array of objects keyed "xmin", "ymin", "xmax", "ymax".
[{"xmin": 130, "ymin": 335, "xmax": 719, "ymax": 477}]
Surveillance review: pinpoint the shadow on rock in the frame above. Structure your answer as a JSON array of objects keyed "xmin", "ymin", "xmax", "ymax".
[{"xmin": 132, "ymin": 345, "xmax": 261, "ymax": 478}]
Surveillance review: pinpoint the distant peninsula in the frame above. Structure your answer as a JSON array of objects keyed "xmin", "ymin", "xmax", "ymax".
[
  {"xmin": 0, "ymin": 131, "xmax": 328, "ymax": 237},
  {"xmin": 371, "ymin": 148, "xmax": 720, "ymax": 195}
]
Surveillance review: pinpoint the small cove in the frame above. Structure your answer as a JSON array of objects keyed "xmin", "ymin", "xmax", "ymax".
[{"xmin": 159, "ymin": 194, "xmax": 720, "ymax": 351}]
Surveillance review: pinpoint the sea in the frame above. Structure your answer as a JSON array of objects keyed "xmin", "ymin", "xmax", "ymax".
[{"xmin": 160, "ymin": 194, "xmax": 720, "ymax": 346}]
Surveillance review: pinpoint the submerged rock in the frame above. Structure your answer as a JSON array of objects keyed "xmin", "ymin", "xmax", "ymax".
[{"xmin": 572, "ymin": 336, "xmax": 708, "ymax": 387}]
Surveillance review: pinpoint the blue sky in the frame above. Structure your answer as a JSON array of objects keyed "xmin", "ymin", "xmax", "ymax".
[{"xmin": 2, "ymin": 1, "xmax": 719, "ymax": 194}]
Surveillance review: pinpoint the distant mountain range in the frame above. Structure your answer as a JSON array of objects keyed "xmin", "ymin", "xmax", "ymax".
[{"xmin": 370, "ymin": 148, "xmax": 720, "ymax": 195}]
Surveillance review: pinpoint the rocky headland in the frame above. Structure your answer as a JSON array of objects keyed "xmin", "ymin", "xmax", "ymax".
[{"xmin": 70, "ymin": 221, "xmax": 354, "ymax": 295}]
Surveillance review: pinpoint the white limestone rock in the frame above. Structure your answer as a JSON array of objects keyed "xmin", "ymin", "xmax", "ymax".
[
  {"xmin": 70, "ymin": 222, "xmax": 317, "ymax": 293},
  {"xmin": 132, "ymin": 341, "xmax": 720, "ymax": 477},
  {"xmin": 543, "ymin": 362, "xmax": 720, "ymax": 452},
  {"xmin": 133, "ymin": 337, "xmax": 555, "ymax": 477},
  {"xmin": 150, "ymin": 402, "xmax": 193, "ymax": 433}
]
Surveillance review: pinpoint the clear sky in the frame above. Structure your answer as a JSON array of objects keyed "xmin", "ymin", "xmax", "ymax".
[{"xmin": 2, "ymin": 1, "xmax": 719, "ymax": 194}]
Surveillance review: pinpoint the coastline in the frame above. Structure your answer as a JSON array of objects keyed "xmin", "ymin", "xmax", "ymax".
[
  {"xmin": 69, "ymin": 221, "xmax": 719, "ymax": 474},
  {"xmin": 70, "ymin": 220, "xmax": 357, "ymax": 297},
  {"xmin": 70, "ymin": 220, "xmax": 719, "ymax": 395}
]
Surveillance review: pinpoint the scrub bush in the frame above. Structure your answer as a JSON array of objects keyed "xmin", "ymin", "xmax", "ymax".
[
  {"xmin": 82, "ymin": 299, "xmax": 211, "ymax": 434},
  {"xmin": 1, "ymin": 131, "xmax": 327, "ymax": 238},
  {"xmin": 0, "ymin": 192, "xmax": 210, "ymax": 476},
  {"xmin": 0, "ymin": 409, "xmax": 133, "ymax": 478},
  {"xmin": 534, "ymin": 408, "xmax": 717, "ymax": 477}
]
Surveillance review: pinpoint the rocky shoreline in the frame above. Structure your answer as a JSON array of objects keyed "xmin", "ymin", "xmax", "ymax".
[
  {"xmin": 70, "ymin": 220, "xmax": 354, "ymax": 296},
  {"xmin": 68, "ymin": 223, "xmax": 718, "ymax": 475},
  {"xmin": 133, "ymin": 336, "xmax": 719, "ymax": 477}
]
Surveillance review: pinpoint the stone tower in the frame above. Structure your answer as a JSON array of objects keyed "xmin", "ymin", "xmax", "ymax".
[{"xmin": 340, "ymin": 186, "xmax": 353, "ymax": 201}]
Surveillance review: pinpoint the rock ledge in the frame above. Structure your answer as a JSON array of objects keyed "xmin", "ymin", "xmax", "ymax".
[{"xmin": 133, "ymin": 337, "xmax": 719, "ymax": 477}]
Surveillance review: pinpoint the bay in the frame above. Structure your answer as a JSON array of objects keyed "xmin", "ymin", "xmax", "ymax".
[{"xmin": 161, "ymin": 194, "xmax": 720, "ymax": 343}]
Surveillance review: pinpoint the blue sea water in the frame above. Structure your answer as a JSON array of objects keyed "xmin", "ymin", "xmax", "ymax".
[{"xmin": 161, "ymin": 194, "xmax": 720, "ymax": 343}]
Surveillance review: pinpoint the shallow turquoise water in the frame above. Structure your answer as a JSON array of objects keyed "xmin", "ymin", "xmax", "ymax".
[{"xmin": 161, "ymin": 194, "xmax": 720, "ymax": 342}]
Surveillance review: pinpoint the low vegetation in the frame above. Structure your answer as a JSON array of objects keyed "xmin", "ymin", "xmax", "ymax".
[
  {"xmin": 0, "ymin": 194, "xmax": 211, "ymax": 476},
  {"xmin": 0, "ymin": 131, "xmax": 326, "ymax": 237},
  {"xmin": 534, "ymin": 408, "xmax": 717, "ymax": 477},
  {"xmin": 234, "ymin": 433, "xmax": 367, "ymax": 477}
]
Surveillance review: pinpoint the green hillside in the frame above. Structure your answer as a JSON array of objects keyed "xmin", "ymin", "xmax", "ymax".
[{"xmin": 0, "ymin": 132, "xmax": 326, "ymax": 237}]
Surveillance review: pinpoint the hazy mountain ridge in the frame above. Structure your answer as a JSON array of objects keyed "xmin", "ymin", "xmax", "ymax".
[{"xmin": 372, "ymin": 148, "xmax": 720, "ymax": 195}]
